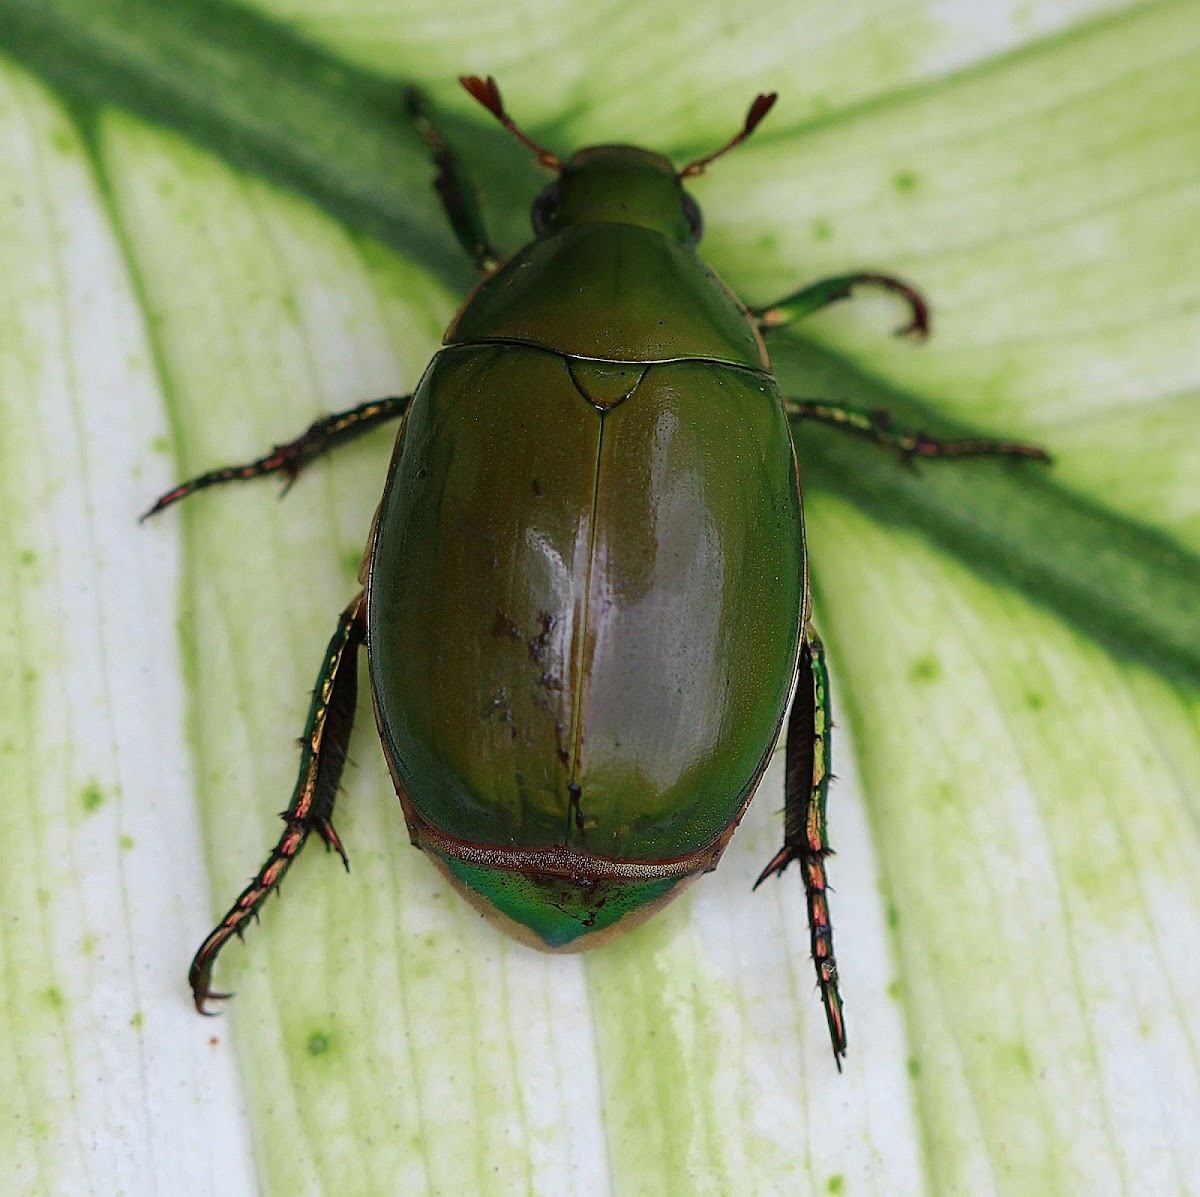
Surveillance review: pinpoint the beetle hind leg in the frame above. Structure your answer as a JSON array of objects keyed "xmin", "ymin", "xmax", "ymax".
[
  {"xmin": 754, "ymin": 627, "xmax": 845, "ymax": 1067},
  {"xmin": 188, "ymin": 592, "xmax": 366, "ymax": 1014}
]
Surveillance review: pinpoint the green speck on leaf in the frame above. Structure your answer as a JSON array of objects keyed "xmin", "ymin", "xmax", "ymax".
[
  {"xmin": 1026, "ymin": 690, "xmax": 1046, "ymax": 711},
  {"xmin": 893, "ymin": 169, "xmax": 920, "ymax": 193},
  {"xmin": 909, "ymin": 655, "xmax": 941, "ymax": 683},
  {"xmin": 811, "ymin": 217, "xmax": 834, "ymax": 242},
  {"xmin": 1007, "ymin": 1042, "xmax": 1034, "ymax": 1076},
  {"xmin": 307, "ymin": 1030, "xmax": 332, "ymax": 1057},
  {"xmin": 18, "ymin": 548, "xmax": 36, "ymax": 567},
  {"xmin": 80, "ymin": 780, "xmax": 105, "ymax": 813},
  {"xmin": 908, "ymin": 1056, "xmax": 921, "ymax": 1078},
  {"xmin": 827, "ymin": 1175, "xmax": 845, "ymax": 1195},
  {"xmin": 130, "ymin": 1012, "xmax": 145, "ymax": 1030},
  {"xmin": 120, "ymin": 834, "xmax": 135, "ymax": 850},
  {"xmin": 886, "ymin": 902, "xmax": 901, "ymax": 929},
  {"xmin": 41, "ymin": 986, "xmax": 65, "ymax": 1011}
]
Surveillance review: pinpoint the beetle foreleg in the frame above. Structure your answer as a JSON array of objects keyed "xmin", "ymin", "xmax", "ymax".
[
  {"xmin": 141, "ymin": 395, "xmax": 410, "ymax": 519},
  {"xmin": 751, "ymin": 273, "xmax": 930, "ymax": 339},
  {"xmin": 188, "ymin": 592, "xmax": 366, "ymax": 1014},
  {"xmin": 754, "ymin": 628, "xmax": 845, "ymax": 1068},
  {"xmin": 408, "ymin": 87, "xmax": 501, "ymax": 274},
  {"xmin": 784, "ymin": 399, "xmax": 1051, "ymax": 466}
]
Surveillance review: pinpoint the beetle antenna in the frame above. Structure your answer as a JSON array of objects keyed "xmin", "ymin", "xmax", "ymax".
[
  {"xmin": 460, "ymin": 75, "xmax": 563, "ymax": 171},
  {"xmin": 678, "ymin": 93, "xmax": 778, "ymax": 178}
]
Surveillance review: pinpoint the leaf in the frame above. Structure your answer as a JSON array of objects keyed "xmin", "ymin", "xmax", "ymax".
[{"xmin": 2, "ymin": 1, "xmax": 1198, "ymax": 1194}]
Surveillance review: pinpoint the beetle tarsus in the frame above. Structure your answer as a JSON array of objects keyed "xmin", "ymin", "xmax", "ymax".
[
  {"xmin": 190, "ymin": 932, "xmax": 236, "ymax": 1015},
  {"xmin": 192, "ymin": 978, "xmax": 234, "ymax": 1016},
  {"xmin": 194, "ymin": 991, "xmax": 233, "ymax": 1017},
  {"xmin": 851, "ymin": 272, "xmax": 930, "ymax": 339}
]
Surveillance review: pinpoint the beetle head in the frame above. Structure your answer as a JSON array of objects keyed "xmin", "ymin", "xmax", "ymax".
[
  {"xmin": 533, "ymin": 146, "xmax": 702, "ymax": 245},
  {"xmin": 459, "ymin": 76, "xmax": 777, "ymax": 247}
]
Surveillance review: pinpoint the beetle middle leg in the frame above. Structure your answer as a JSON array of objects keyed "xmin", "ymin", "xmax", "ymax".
[
  {"xmin": 754, "ymin": 628, "xmax": 845, "ymax": 1068},
  {"xmin": 188, "ymin": 592, "xmax": 366, "ymax": 1013},
  {"xmin": 750, "ymin": 273, "xmax": 931, "ymax": 339},
  {"xmin": 140, "ymin": 394, "xmax": 410, "ymax": 518},
  {"xmin": 784, "ymin": 399, "xmax": 1051, "ymax": 465}
]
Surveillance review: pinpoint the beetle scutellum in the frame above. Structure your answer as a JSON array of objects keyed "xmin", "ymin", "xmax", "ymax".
[{"xmin": 145, "ymin": 76, "xmax": 1047, "ymax": 1066}]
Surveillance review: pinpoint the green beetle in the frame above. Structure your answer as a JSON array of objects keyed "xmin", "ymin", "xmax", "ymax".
[{"xmin": 145, "ymin": 76, "xmax": 1046, "ymax": 1065}]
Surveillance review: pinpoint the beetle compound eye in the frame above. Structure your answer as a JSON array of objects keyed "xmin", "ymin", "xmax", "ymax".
[
  {"xmin": 532, "ymin": 182, "xmax": 561, "ymax": 235},
  {"xmin": 682, "ymin": 191, "xmax": 704, "ymax": 245}
]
